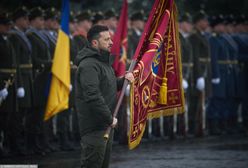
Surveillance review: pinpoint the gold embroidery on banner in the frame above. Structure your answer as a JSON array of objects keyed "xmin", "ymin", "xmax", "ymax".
[
  {"xmin": 169, "ymin": 92, "xmax": 178, "ymax": 104},
  {"xmin": 141, "ymin": 86, "xmax": 150, "ymax": 108}
]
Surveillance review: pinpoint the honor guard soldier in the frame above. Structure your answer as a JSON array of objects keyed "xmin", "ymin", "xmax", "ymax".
[
  {"xmin": 8, "ymin": 6, "xmax": 34, "ymax": 155},
  {"xmin": 42, "ymin": 7, "xmax": 60, "ymax": 59},
  {"xmin": 42, "ymin": 7, "xmax": 61, "ymax": 152},
  {"xmin": 221, "ymin": 15, "xmax": 240, "ymax": 134},
  {"xmin": 207, "ymin": 15, "xmax": 230, "ymax": 135},
  {"xmin": 232, "ymin": 15, "xmax": 248, "ymax": 135},
  {"xmin": 0, "ymin": 13, "xmax": 22, "ymax": 156},
  {"xmin": 69, "ymin": 11, "xmax": 81, "ymax": 148},
  {"xmin": 128, "ymin": 10, "xmax": 146, "ymax": 66},
  {"xmin": 92, "ymin": 11, "xmax": 105, "ymax": 26},
  {"xmin": 104, "ymin": 8, "xmax": 118, "ymax": 36},
  {"xmin": 188, "ymin": 10, "xmax": 211, "ymax": 137},
  {"xmin": 178, "ymin": 12, "xmax": 193, "ymax": 136},
  {"xmin": 74, "ymin": 10, "xmax": 92, "ymax": 51},
  {"xmin": 26, "ymin": 7, "xmax": 52, "ymax": 155}
]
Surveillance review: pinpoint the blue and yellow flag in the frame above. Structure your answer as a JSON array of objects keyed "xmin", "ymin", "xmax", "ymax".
[{"xmin": 44, "ymin": 0, "xmax": 70, "ymax": 120}]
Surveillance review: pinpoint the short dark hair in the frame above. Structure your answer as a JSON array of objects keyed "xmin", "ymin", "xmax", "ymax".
[{"xmin": 87, "ymin": 25, "xmax": 109, "ymax": 44}]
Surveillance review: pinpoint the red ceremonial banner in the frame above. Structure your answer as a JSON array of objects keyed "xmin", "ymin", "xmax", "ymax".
[
  {"xmin": 128, "ymin": 0, "xmax": 184, "ymax": 149},
  {"xmin": 111, "ymin": 0, "xmax": 128, "ymax": 77}
]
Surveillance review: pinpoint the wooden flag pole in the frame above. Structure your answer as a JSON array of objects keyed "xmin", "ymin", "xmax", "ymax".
[{"xmin": 104, "ymin": 60, "xmax": 137, "ymax": 139}]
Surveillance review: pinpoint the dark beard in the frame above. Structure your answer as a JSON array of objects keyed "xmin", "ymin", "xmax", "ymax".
[{"xmin": 99, "ymin": 48, "xmax": 110, "ymax": 57}]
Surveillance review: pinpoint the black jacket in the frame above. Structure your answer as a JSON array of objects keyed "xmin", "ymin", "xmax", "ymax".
[{"xmin": 75, "ymin": 46, "xmax": 124, "ymax": 136}]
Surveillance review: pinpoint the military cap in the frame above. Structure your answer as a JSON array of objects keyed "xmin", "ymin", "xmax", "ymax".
[
  {"xmin": 44, "ymin": 7, "xmax": 59, "ymax": 20},
  {"xmin": 29, "ymin": 7, "xmax": 44, "ymax": 21},
  {"xmin": 104, "ymin": 8, "xmax": 117, "ymax": 20},
  {"xmin": 193, "ymin": 10, "xmax": 208, "ymax": 23},
  {"xmin": 179, "ymin": 12, "xmax": 192, "ymax": 23},
  {"xmin": 209, "ymin": 14, "xmax": 225, "ymax": 27},
  {"xmin": 0, "ymin": 12, "xmax": 11, "ymax": 25},
  {"xmin": 76, "ymin": 10, "xmax": 92, "ymax": 22},
  {"xmin": 92, "ymin": 11, "xmax": 104, "ymax": 24},
  {"xmin": 12, "ymin": 6, "xmax": 29, "ymax": 21},
  {"xmin": 69, "ymin": 11, "xmax": 77, "ymax": 22},
  {"xmin": 130, "ymin": 10, "xmax": 146, "ymax": 21},
  {"xmin": 224, "ymin": 14, "xmax": 236, "ymax": 25}
]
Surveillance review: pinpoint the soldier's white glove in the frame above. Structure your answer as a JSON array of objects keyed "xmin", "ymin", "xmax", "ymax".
[
  {"xmin": 0, "ymin": 88, "xmax": 8, "ymax": 100},
  {"xmin": 196, "ymin": 77, "xmax": 205, "ymax": 91},
  {"xmin": 125, "ymin": 84, "xmax": 130, "ymax": 96},
  {"xmin": 182, "ymin": 79, "xmax": 189, "ymax": 90},
  {"xmin": 69, "ymin": 84, "xmax": 73, "ymax": 92},
  {"xmin": 211, "ymin": 78, "xmax": 220, "ymax": 84},
  {"xmin": 17, "ymin": 87, "xmax": 25, "ymax": 98}
]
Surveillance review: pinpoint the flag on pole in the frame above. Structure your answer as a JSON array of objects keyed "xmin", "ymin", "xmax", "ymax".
[
  {"xmin": 44, "ymin": 0, "xmax": 70, "ymax": 120},
  {"xmin": 128, "ymin": 0, "xmax": 184, "ymax": 149},
  {"xmin": 111, "ymin": 0, "xmax": 128, "ymax": 77}
]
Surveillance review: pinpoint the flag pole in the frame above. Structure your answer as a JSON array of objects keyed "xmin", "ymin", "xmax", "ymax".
[{"xmin": 104, "ymin": 60, "xmax": 137, "ymax": 139}]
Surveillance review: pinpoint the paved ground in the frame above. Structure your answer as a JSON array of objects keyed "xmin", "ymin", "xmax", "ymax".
[{"xmin": 0, "ymin": 134, "xmax": 248, "ymax": 168}]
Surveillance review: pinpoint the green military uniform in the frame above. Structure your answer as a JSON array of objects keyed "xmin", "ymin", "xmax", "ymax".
[
  {"xmin": 41, "ymin": 7, "xmax": 61, "ymax": 152},
  {"xmin": 9, "ymin": 27, "xmax": 33, "ymax": 110},
  {"xmin": 25, "ymin": 7, "xmax": 52, "ymax": 155},
  {"xmin": 70, "ymin": 35, "xmax": 81, "ymax": 147},
  {"xmin": 0, "ymin": 29, "xmax": 21, "ymax": 155},
  {"xmin": 73, "ymin": 11, "xmax": 91, "ymax": 51},
  {"xmin": 188, "ymin": 12, "xmax": 211, "ymax": 136},
  {"xmin": 75, "ymin": 46, "xmax": 124, "ymax": 168},
  {"xmin": 9, "ymin": 23, "xmax": 34, "ymax": 154},
  {"xmin": 178, "ymin": 32, "xmax": 193, "ymax": 136}
]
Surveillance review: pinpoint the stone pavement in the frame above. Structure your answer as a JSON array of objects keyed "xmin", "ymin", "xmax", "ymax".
[{"xmin": 0, "ymin": 134, "xmax": 247, "ymax": 168}]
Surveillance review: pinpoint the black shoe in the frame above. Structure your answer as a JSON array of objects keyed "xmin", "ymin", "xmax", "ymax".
[
  {"xmin": 24, "ymin": 148, "xmax": 35, "ymax": 155},
  {"xmin": 48, "ymin": 144, "xmax": 60, "ymax": 152},
  {"xmin": 33, "ymin": 147, "xmax": 46, "ymax": 156},
  {"xmin": 60, "ymin": 142, "xmax": 75, "ymax": 151},
  {"xmin": 0, "ymin": 148, "xmax": 8, "ymax": 158}
]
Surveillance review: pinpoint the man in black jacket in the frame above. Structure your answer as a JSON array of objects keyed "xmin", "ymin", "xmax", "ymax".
[{"xmin": 75, "ymin": 25, "xmax": 134, "ymax": 168}]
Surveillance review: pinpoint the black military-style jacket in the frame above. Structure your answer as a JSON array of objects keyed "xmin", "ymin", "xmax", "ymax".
[
  {"xmin": 0, "ymin": 34, "xmax": 18, "ymax": 112},
  {"xmin": 75, "ymin": 46, "xmax": 124, "ymax": 136},
  {"xmin": 9, "ymin": 27, "xmax": 33, "ymax": 108},
  {"xmin": 26, "ymin": 29, "xmax": 52, "ymax": 107}
]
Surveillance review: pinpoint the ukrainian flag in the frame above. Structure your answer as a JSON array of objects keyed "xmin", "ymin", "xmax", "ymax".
[{"xmin": 44, "ymin": 0, "xmax": 70, "ymax": 120}]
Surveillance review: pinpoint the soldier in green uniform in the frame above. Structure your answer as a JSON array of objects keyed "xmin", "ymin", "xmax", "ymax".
[
  {"xmin": 178, "ymin": 12, "xmax": 193, "ymax": 136},
  {"xmin": 26, "ymin": 7, "xmax": 52, "ymax": 155},
  {"xmin": 69, "ymin": 11, "xmax": 81, "ymax": 148},
  {"xmin": 42, "ymin": 7, "xmax": 62, "ymax": 152},
  {"xmin": 104, "ymin": 9, "xmax": 118, "ymax": 36},
  {"xmin": 92, "ymin": 11, "xmax": 105, "ymax": 26},
  {"xmin": 74, "ymin": 10, "xmax": 92, "ymax": 51},
  {"xmin": 188, "ymin": 10, "xmax": 211, "ymax": 137},
  {"xmin": 8, "ymin": 6, "xmax": 34, "ymax": 155},
  {"xmin": 0, "ymin": 12, "xmax": 22, "ymax": 156},
  {"xmin": 42, "ymin": 7, "xmax": 60, "ymax": 59},
  {"xmin": 127, "ymin": 11, "xmax": 145, "ymax": 65}
]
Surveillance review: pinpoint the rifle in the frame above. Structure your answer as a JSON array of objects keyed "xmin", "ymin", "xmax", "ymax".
[{"xmin": 195, "ymin": 89, "xmax": 205, "ymax": 137}]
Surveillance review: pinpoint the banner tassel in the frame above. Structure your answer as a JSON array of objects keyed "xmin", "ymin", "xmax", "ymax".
[{"xmin": 158, "ymin": 77, "xmax": 168, "ymax": 104}]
